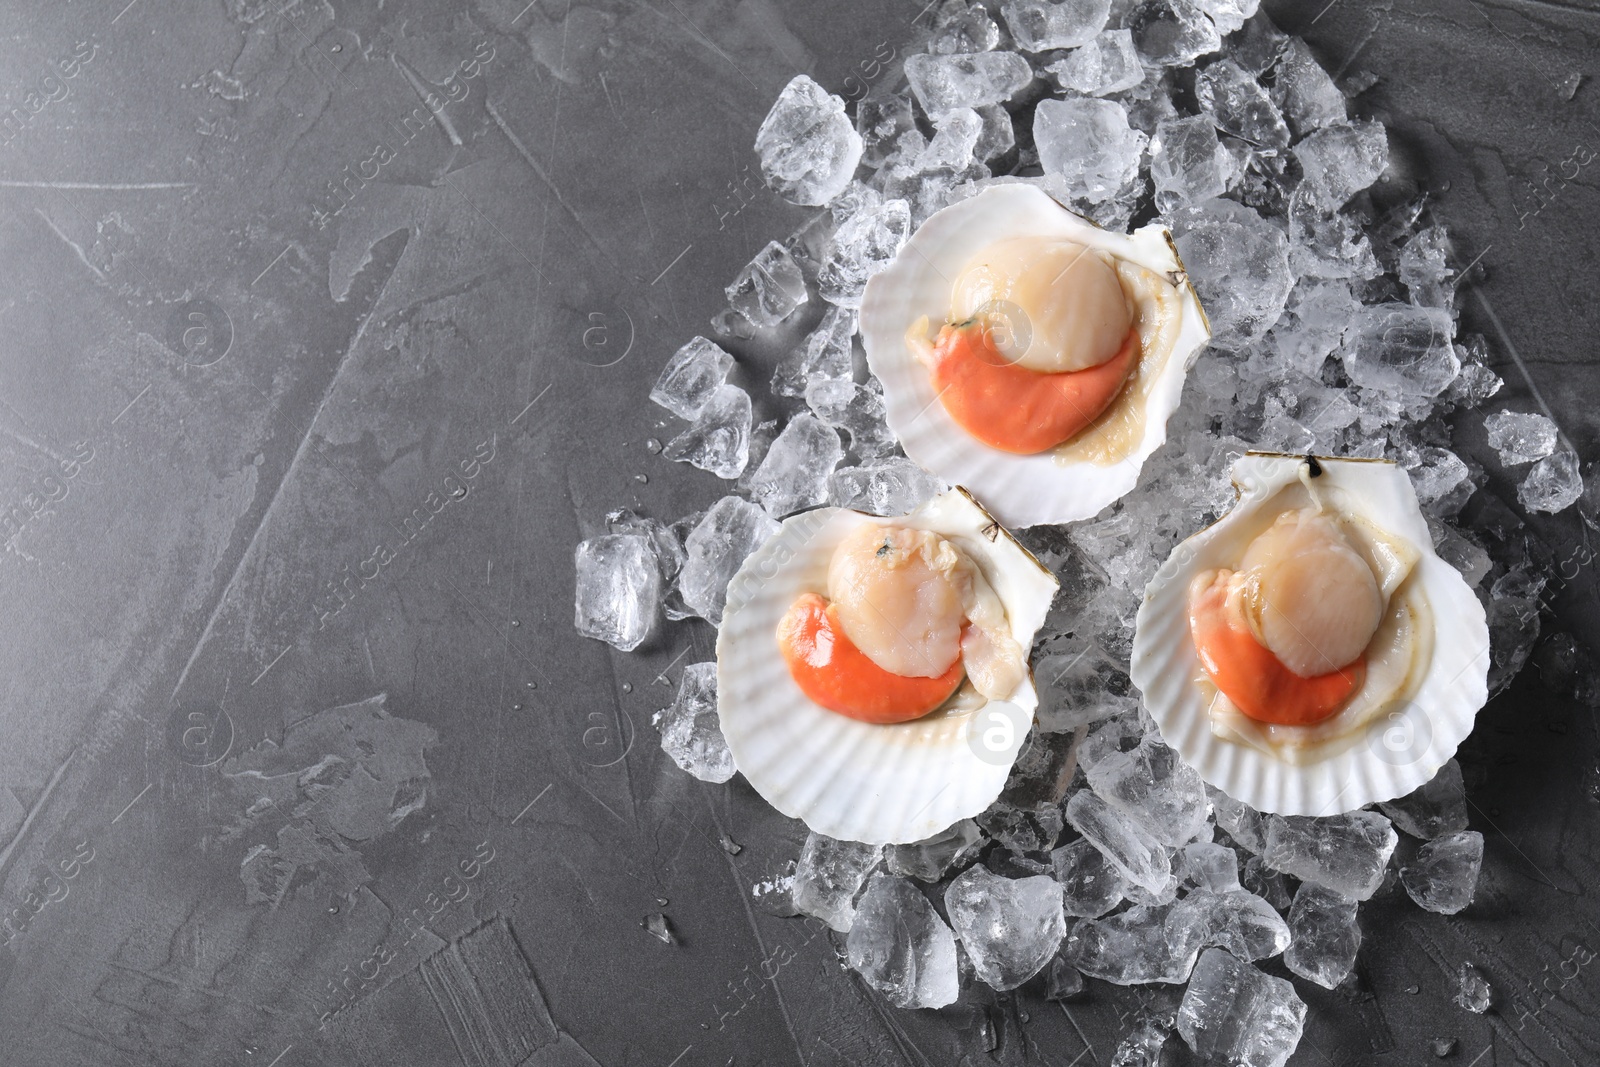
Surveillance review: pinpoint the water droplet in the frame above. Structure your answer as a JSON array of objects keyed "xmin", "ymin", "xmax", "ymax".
[
  {"xmin": 330, "ymin": 44, "xmax": 342, "ymax": 53},
  {"xmin": 634, "ymin": 473, "xmax": 648, "ymax": 484},
  {"xmin": 513, "ymin": 704, "xmax": 524, "ymax": 712},
  {"xmin": 656, "ymin": 897, "xmax": 669, "ymax": 907},
  {"xmin": 511, "ymin": 619, "xmax": 521, "ymax": 628},
  {"xmin": 525, "ymin": 681, "xmax": 537, "ymax": 689},
  {"xmin": 621, "ymin": 682, "xmax": 633, "ymax": 693},
  {"xmin": 645, "ymin": 438, "xmax": 662, "ymax": 454},
  {"xmin": 328, "ymin": 904, "xmax": 340, "ymax": 915}
]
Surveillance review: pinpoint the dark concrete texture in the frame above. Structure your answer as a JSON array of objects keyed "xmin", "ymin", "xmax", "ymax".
[{"xmin": 0, "ymin": 0, "xmax": 1596, "ymax": 1065}]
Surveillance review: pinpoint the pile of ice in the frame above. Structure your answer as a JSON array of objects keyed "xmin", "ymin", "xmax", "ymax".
[{"xmin": 562, "ymin": 2, "xmax": 1594, "ymax": 1058}]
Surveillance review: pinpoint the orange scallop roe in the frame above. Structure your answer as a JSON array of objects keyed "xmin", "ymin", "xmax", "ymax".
[
  {"xmin": 927, "ymin": 321, "xmax": 1140, "ymax": 455},
  {"xmin": 1188, "ymin": 570, "xmax": 1364, "ymax": 727},
  {"xmin": 777, "ymin": 592, "xmax": 965, "ymax": 724}
]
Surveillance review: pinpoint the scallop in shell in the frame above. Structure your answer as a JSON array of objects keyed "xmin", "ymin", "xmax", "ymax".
[
  {"xmin": 1130, "ymin": 453, "xmax": 1489, "ymax": 816},
  {"xmin": 717, "ymin": 488, "xmax": 1058, "ymax": 844},
  {"xmin": 858, "ymin": 184, "xmax": 1211, "ymax": 528}
]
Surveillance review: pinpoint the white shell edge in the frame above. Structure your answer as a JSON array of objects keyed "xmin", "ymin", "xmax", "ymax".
[
  {"xmin": 1129, "ymin": 454, "xmax": 1491, "ymax": 816},
  {"xmin": 716, "ymin": 488, "xmax": 1059, "ymax": 844},
  {"xmin": 858, "ymin": 183, "xmax": 1212, "ymax": 529}
]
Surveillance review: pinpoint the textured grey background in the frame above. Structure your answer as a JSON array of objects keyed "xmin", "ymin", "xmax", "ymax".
[{"xmin": 0, "ymin": 1, "xmax": 1597, "ymax": 1065}]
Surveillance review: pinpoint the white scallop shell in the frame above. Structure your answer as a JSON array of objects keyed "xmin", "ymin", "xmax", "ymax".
[
  {"xmin": 716, "ymin": 488, "xmax": 1058, "ymax": 844},
  {"xmin": 858, "ymin": 183, "xmax": 1211, "ymax": 529},
  {"xmin": 1130, "ymin": 454, "xmax": 1490, "ymax": 816}
]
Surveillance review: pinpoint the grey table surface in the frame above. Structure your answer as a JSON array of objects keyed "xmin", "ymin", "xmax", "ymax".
[{"xmin": 1, "ymin": 1, "xmax": 1598, "ymax": 1065}]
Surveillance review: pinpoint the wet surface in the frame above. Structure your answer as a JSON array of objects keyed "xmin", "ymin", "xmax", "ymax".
[{"xmin": 0, "ymin": 0, "xmax": 1597, "ymax": 1064}]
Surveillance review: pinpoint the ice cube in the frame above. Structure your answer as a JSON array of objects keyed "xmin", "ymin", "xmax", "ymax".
[
  {"xmin": 904, "ymin": 52, "xmax": 1034, "ymax": 113},
  {"xmin": 1484, "ymin": 411, "xmax": 1558, "ymax": 465},
  {"xmin": 1125, "ymin": 0, "xmax": 1223, "ymax": 67},
  {"xmin": 845, "ymin": 874, "xmax": 961, "ymax": 1008},
  {"xmin": 650, "ymin": 336, "xmax": 736, "ymax": 419},
  {"xmin": 929, "ymin": 0, "xmax": 1002, "ymax": 54},
  {"xmin": 1169, "ymin": 199, "xmax": 1294, "ymax": 351},
  {"xmin": 1033, "ymin": 644, "xmax": 1138, "ymax": 733},
  {"xmin": 1065, "ymin": 789, "xmax": 1173, "ymax": 895},
  {"xmin": 973, "ymin": 104, "xmax": 1016, "ymax": 161},
  {"xmin": 1341, "ymin": 303, "xmax": 1460, "ymax": 398},
  {"xmin": 1263, "ymin": 811, "xmax": 1398, "ymax": 900},
  {"xmin": 1080, "ymin": 729, "xmax": 1210, "ymax": 847},
  {"xmin": 1064, "ymin": 900, "xmax": 1198, "ymax": 983},
  {"xmin": 1150, "ymin": 114, "xmax": 1232, "ymax": 213},
  {"xmin": 917, "ymin": 108, "xmax": 984, "ymax": 172},
  {"xmin": 662, "ymin": 383, "xmax": 752, "ymax": 480},
  {"xmin": 1272, "ymin": 39, "xmax": 1346, "ymax": 137},
  {"xmin": 1045, "ymin": 957, "xmax": 1087, "ymax": 1001},
  {"xmin": 816, "ymin": 198, "xmax": 911, "ymax": 308},
  {"xmin": 944, "ymin": 866, "xmax": 1068, "ymax": 990},
  {"xmin": 678, "ymin": 495, "xmax": 780, "ymax": 625},
  {"xmin": 744, "ymin": 413, "xmax": 842, "ymax": 517},
  {"xmin": 1241, "ymin": 855, "xmax": 1292, "ymax": 910},
  {"xmin": 806, "ymin": 380, "xmax": 895, "ymax": 457},
  {"xmin": 828, "ymin": 457, "xmax": 946, "ymax": 515},
  {"xmin": 652, "ymin": 663, "xmax": 735, "ymax": 782},
  {"xmin": 1180, "ymin": 841, "xmax": 1241, "ymax": 892},
  {"xmin": 1052, "ymin": 838, "xmax": 1128, "ymax": 917},
  {"xmin": 1177, "ymin": 948, "xmax": 1307, "ymax": 1067},
  {"xmin": 1111, "ymin": 1020, "xmax": 1173, "ymax": 1066},
  {"xmin": 1293, "ymin": 120, "xmax": 1389, "ymax": 211},
  {"xmin": 1408, "ymin": 447, "xmax": 1473, "ymax": 514},
  {"xmin": 1283, "ymin": 883, "xmax": 1360, "ymax": 989},
  {"xmin": 1194, "ymin": 0, "xmax": 1259, "ymax": 35},
  {"xmin": 1225, "ymin": 11, "xmax": 1289, "ymax": 75},
  {"xmin": 792, "ymin": 832, "xmax": 883, "ymax": 932},
  {"xmin": 1377, "ymin": 759, "xmax": 1468, "ymax": 839},
  {"xmin": 573, "ymin": 533, "xmax": 660, "ymax": 651},
  {"xmin": 1196, "ymin": 58, "xmax": 1289, "ymax": 152},
  {"xmin": 1269, "ymin": 278, "xmax": 1359, "ymax": 376},
  {"xmin": 605, "ymin": 509, "xmax": 686, "ymax": 584},
  {"xmin": 887, "ymin": 819, "xmax": 985, "ymax": 881},
  {"xmin": 1520, "ymin": 450, "xmax": 1583, "ymax": 514},
  {"xmin": 1048, "ymin": 28, "xmax": 1143, "ymax": 96},
  {"xmin": 726, "ymin": 240, "xmax": 809, "ymax": 327},
  {"xmin": 1179, "ymin": 889, "xmax": 1290, "ymax": 962},
  {"xmin": 772, "ymin": 306, "xmax": 856, "ymax": 398},
  {"xmin": 1401, "ymin": 830, "xmax": 1483, "ymax": 914},
  {"xmin": 857, "ymin": 92, "xmax": 919, "ymax": 169},
  {"xmin": 755, "ymin": 75, "xmax": 864, "ymax": 206},
  {"xmin": 1398, "ymin": 224, "xmax": 1453, "ymax": 308},
  {"xmin": 1000, "ymin": 0, "xmax": 1111, "ymax": 51},
  {"xmin": 1034, "ymin": 98, "xmax": 1148, "ymax": 204},
  {"xmin": 1455, "ymin": 961, "xmax": 1492, "ymax": 1013}
]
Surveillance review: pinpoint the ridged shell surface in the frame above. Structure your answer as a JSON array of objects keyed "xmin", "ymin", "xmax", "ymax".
[
  {"xmin": 858, "ymin": 184, "xmax": 1211, "ymax": 529},
  {"xmin": 1129, "ymin": 453, "xmax": 1490, "ymax": 816},
  {"xmin": 717, "ymin": 489, "xmax": 1058, "ymax": 844}
]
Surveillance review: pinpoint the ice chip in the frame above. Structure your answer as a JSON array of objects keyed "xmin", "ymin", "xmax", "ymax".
[
  {"xmin": 857, "ymin": 93, "xmax": 919, "ymax": 168},
  {"xmin": 1342, "ymin": 303, "xmax": 1460, "ymax": 398},
  {"xmin": 973, "ymin": 104, "xmax": 1016, "ymax": 161},
  {"xmin": 1111, "ymin": 1020, "xmax": 1173, "ymax": 1066},
  {"xmin": 929, "ymin": 0, "xmax": 1002, "ymax": 54},
  {"xmin": 573, "ymin": 534, "xmax": 661, "ymax": 651},
  {"xmin": 1520, "ymin": 450, "xmax": 1583, "ymax": 514},
  {"xmin": 1401, "ymin": 830, "xmax": 1483, "ymax": 914},
  {"xmin": 1001, "ymin": 0, "xmax": 1111, "ymax": 51},
  {"xmin": 755, "ymin": 75, "xmax": 864, "ymax": 206},
  {"xmin": 817, "ymin": 198, "xmax": 911, "ymax": 308},
  {"xmin": 1169, "ymin": 199, "xmax": 1293, "ymax": 350},
  {"xmin": 1177, "ymin": 948, "xmax": 1307, "ymax": 1067},
  {"xmin": 917, "ymin": 108, "xmax": 984, "ymax": 172},
  {"xmin": 1034, "ymin": 97, "xmax": 1149, "ymax": 203},
  {"xmin": 1455, "ymin": 961, "xmax": 1492, "ymax": 1013},
  {"xmin": 1034, "ymin": 644, "xmax": 1137, "ymax": 734},
  {"xmin": 1294, "ymin": 120, "xmax": 1389, "ymax": 210},
  {"xmin": 1484, "ymin": 410, "xmax": 1558, "ymax": 465},
  {"xmin": 726, "ymin": 240, "xmax": 809, "ymax": 327},
  {"xmin": 650, "ymin": 336, "xmax": 736, "ymax": 419},
  {"xmin": 1225, "ymin": 11, "xmax": 1289, "ymax": 75},
  {"xmin": 1150, "ymin": 114, "xmax": 1232, "ymax": 213},
  {"xmin": 1181, "ymin": 888, "xmax": 1291, "ymax": 962},
  {"xmin": 828, "ymin": 457, "xmax": 948, "ymax": 515},
  {"xmin": 1052, "ymin": 838, "xmax": 1128, "ymax": 917},
  {"xmin": 752, "ymin": 861, "xmax": 799, "ymax": 916},
  {"xmin": 1065, "ymin": 789, "xmax": 1173, "ymax": 894},
  {"xmin": 887, "ymin": 820, "xmax": 985, "ymax": 881},
  {"xmin": 1125, "ymin": 0, "xmax": 1223, "ymax": 67},
  {"xmin": 679, "ymin": 495, "xmax": 780, "ymax": 625},
  {"xmin": 845, "ymin": 874, "xmax": 960, "ymax": 1008},
  {"xmin": 662, "ymin": 383, "xmax": 752, "ymax": 479},
  {"xmin": 1045, "ymin": 957, "xmax": 1087, "ymax": 1001},
  {"xmin": 1398, "ymin": 224, "xmax": 1453, "ymax": 308},
  {"xmin": 904, "ymin": 52, "xmax": 1034, "ymax": 113},
  {"xmin": 1263, "ymin": 811, "xmax": 1397, "ymax": 900},
  {"xmin": 1284, "ymin": 883, "xmax": 1361, "ymax": 989},
  {"xmin": 745, "ymin": 413, "xmax": 843, "ymax": 517},
  {"xmin": 944, "ymin": 866, "xmax": 1068, "ymax": 990},
  {"xmin": 1194, "ymin": 0, "xmax": 1259, "ymax": 35},
  {"xmin": 772, "ymin": 305, "xmax": 855, "ymax": 399},
  {"xmin": 1064, "ymin": 900, "xmax": 1199, "ymax": 983},
  {"xmin": 1272, "ymin": 38, "xmax": 1346, "ymax": 136},
  {"xmin": 1048, "ymin": 28, "xmax": 1143, "ymax": 96},
  {"xmin": 1080, "ymin": 728, "xmax": 1211, "ymax": 847},
  {"xmin": 792, "ymin": 832, "xmax": 883, "ymax": 932},
  {"xmin": 1377, "ymin": 759, "xmax": 1468, "ymax": 839},
  {"xmin": 652, "ymin": 663, "xmax": 735, "ymax": 783},
  {"xmin": 806, "ymin": 380, "xmax": 895, "ymax": 457},
  {"xmin": 1180, "ymin": 841, "xmax": 1241, "ymax": 891},
  {"xmin": 1241, "ymin": 855, "xmax": 1292, "ymax": 910},
  {"xmin": 1195, "ymin": 58, "xmax": 1289, "ymax": 152}
]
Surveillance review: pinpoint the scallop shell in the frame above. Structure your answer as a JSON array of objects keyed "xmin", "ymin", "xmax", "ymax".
[
  {"xmin": 1130, "ymin": 453, "xmax": 1490, "ymax": 816},
  {"xmin": 717, "ymin": 488, "xmax": 1058, "ymax": 844},
  {"xmin": 858, "ymin": 183, "xmax": 1211, "ymax": 529}
]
